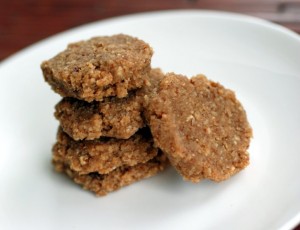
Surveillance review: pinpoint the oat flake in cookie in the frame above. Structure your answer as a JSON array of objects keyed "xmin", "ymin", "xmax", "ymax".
[
  {"xmin": 41, "ymin": 34, "xmax": 153, "ymax": 102},
  {"xmin": 147, "ymin": 73, "xmax": 252, "ymax": 182}
]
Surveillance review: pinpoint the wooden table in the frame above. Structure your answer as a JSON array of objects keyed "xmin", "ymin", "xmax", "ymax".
[
  {"xmin": 1, "ymin": 1, "xmax": 299, "ymax": 229},
  {"xmin": 1, "ymin": 0, "xmax": 300, "ymax": 61}
]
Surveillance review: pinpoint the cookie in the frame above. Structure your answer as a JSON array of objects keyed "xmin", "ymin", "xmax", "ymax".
[
  {"xmin": 53, "ymin": 152, "xmax": 168, "ymax": 196},
  {"xmin": 53, "ymin": 127, "xmax": 158, "ymax": 175},
  {"xmin": 136, "ymin": 68, "xmax": 165, "ymax": 108},
  {"xmin": 55, "ymin": 68, "xmax": 164, "ymax": 140},
  {"xmin": 54, "ymin": 94, "xmax": 144, "ymax": 140},
  {"xmin": 41, "ymin": 34, "xmax": 153, "ymax": 102},
  {"xmin": 147, "ymin": 73, "xmax": 252, "ymax": 182}
]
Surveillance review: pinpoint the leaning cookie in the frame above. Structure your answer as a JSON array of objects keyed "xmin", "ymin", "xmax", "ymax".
[
  {"xmin": 41, "ymin": 34, "xmax": 153, "ymax": 102},
  {"xmin": 55, "ymin": 68, "xmax": 165, "ymax": 140},
  {"xmin": 147, "ymin": 73, "xmax": 252, "ymax": 183},
  {"xmin": 53, "ymin": 127, "xmax": 159, "ymax": 175},
  {"xmin": 53, "ymin": 152, "xmax": 168, "ymax": 196}
]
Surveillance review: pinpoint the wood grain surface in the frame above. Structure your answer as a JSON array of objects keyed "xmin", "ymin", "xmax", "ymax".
[
  {"xmin": 1, "ymin": 0, "xmax": 299, "ymax": 229},
  {"xmin": 1, "ymin": 0, "xmax": 300, "ymax": 61}
]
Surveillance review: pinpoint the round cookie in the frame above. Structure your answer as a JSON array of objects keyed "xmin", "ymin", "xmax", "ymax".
[
  {"xmin": 53, "ymin": 127, "xmax": 158, "ymax": 175},
  {"xmin": 54, "ymin": 68, "xmax": 165, "ymax": 140},
  {"xmin": 147, "ymin": 73, "xmax": 252, "ymax": 182},
  {"xmin": 53, "ymin": 152, "xmax": 168, "ymax": 196},
  {"xmin": 55, "ymin": 94, "xmax": 144, "ymax": 140},
  {"xmin": 41, "ymin": 34, "xmax": 153, "ymax": 102}
]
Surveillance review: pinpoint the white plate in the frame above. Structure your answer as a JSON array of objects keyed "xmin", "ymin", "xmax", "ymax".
[{"xmin": 0, "ymin": 10, "xmax": 300, "ymax": 230}]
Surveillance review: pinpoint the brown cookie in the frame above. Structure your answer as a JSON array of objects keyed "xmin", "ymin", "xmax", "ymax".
[
  {"xmin": 41, "ymin": 34, "xmax": 153, "ymax": 102},
  {"xmin": 53, "ymin": 152, "xmax": 168, "ymax": 196},
  {"xmin": 53, "ymin": 127, "xmax": 158, "ymax": 175},
  {"xmin": 136, "ymin": 68, "xmax": 165, "ymax": 108},
  {"xmin": 54, "ymin": 68, "xmax": 164, "ymax": 140},
  {"xmin": 147, "ymin": 73, "xmax": 252, "ymax": 182}
]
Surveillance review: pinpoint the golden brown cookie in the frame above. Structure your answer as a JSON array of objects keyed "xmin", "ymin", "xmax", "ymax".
[
  {"xmin": 54, "ymin": 68, "xmax": 164, "ymax": 140},
  {"xmin": 41, "ymin": 34, "xmax": 153, "ymax": 102},
  {"xmin": 54, "ymin": 94, "xmax": 144, "ymax": 140},
  {"xmin": 147, "ymin": 73, "xmax": 252, "ymax": 182},
  {"xmin": 53, "ymin": 152, "xmax": 168, "ymax": 196},
  {"xmin": 53, "ymin": 127, "xmax": 159, "ymax": 175}
]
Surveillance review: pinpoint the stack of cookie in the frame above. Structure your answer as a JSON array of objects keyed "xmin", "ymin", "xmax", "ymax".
[
  {"xmin": 41, "ymin": 35, "xmax": 169, "ymax": 196},
  {"xmin": 42, "ymin": 34, "xmax": 252, "ymax": 196}
]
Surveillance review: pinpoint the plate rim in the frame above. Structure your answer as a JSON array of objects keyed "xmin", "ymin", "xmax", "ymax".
[
  {"xmin": 1, "ymin": 9, "xmax": 300, "ymax": 68},
  {"xmin": 0, "ymin": 9, "xmax": 299, "ymax": 230}
]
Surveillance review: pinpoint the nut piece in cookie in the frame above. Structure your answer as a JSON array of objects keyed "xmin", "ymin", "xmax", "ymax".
[
  {"xmin": 41, "ymin": 34, "xmax": 153, "ymax": 102},
  {"xmin": 147, "ymin": 73, "xmax": 252, "ymax": 182}
]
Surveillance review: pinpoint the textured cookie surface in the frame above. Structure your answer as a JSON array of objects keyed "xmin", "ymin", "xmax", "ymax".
[
  {"xmin": 53, "ymin": 127, "xmax": 158, "ymax": 175},
  {"xmin": 55, "ymin": 68, "xmax": 164, "ymax": 140},
  {"xmin": 137, "ymin": 68, "xmax": 165, "ymax": 109},
  {"xmin": 53, "ymin": 152, "xmax": 168, "ymax": 196},
  {"xmin": 41, "ymin": 34, "xmax": 153, "ymax": 102},
  {"xmin": 147, "ymin": 73, "xmax": 252, "ymax": 182}
]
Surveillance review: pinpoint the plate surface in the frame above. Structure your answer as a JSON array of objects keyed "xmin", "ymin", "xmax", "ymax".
[{"xmin": 0, "ymin": 10, "xmax": 300, "ymax": 230}]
